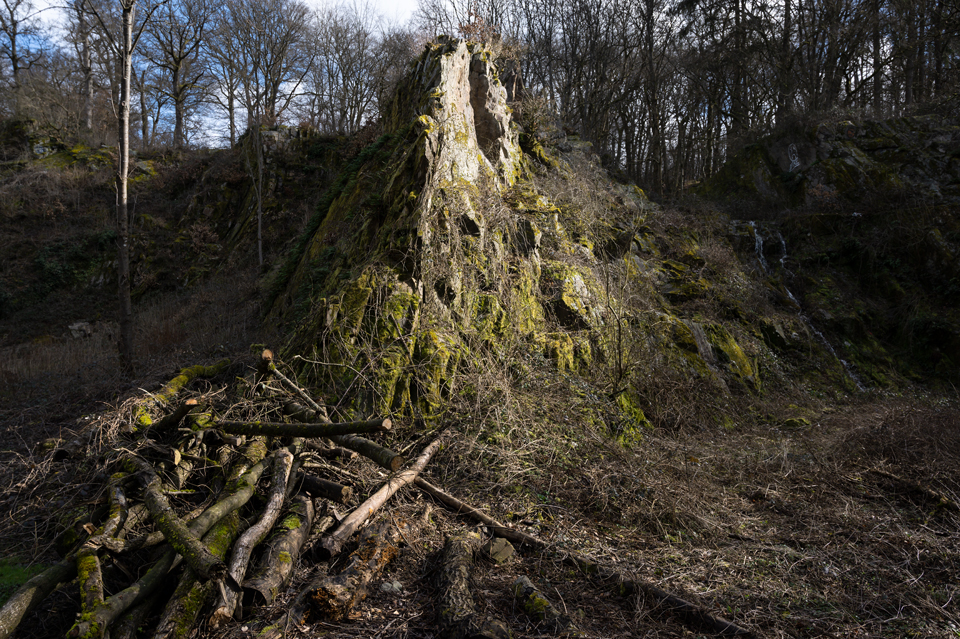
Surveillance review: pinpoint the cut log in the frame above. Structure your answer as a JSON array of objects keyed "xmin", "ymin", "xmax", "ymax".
[
  {"xmin": 293, "ymin": 471, "xmax": 353, "ymax": 504},
  {"xmin": 152, "ymin": 511, "xmax": 241, "ymax": 639},
  {"xmin": 281, "ymin": 400, "xmax": 404, "ymax": 470},
  {"xmin": 512, "ymin": 576, "xmax": 580, "ymax": 636},
  {"xmin": 209, "ymin": 448, "xmax": 294, "ymax": 629},
  {"xmin": 437, "ymin": 531, "xmax": 513, "ymax": 639},
  {"xmin": 216, "ymin": 417, "xmax": 391, "ymax": 438},
  {"xmin": 243, "ymin": 494, "xmax": 321, "ymax": 607},
  {"xmin": 306, "ymin": 442, "xmax": 358, "ymax": 461},
  {"xmin": 306, "ymin": 517, "xmax": 412, "ymax": 621},
  {"xmin": 328, "ymin": 433, "xmax": 404, "ymax": 471},
  {"xmin": 256, "ymin": 348, "xmax": 275, "ymax": 381},
  {"xmin": 0, "ymin": 558, "xmax": 77, "ymax": 639},
  {"xmin": 320, "ymin": 432, "xmax": 448, "ymax": 558},
  {"xmin": 149, "ymin": 399, "xmax": 200, "ymax": 434},
  {"xmin": 131, "ymin": 456, "xmax": 227, "ymax": 582}
]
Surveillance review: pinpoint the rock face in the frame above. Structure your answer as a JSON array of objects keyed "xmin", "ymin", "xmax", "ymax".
[
  {"xmin": 270, "ymin": 38, "xmax": 533, "ymax": 417},
  {"xmin": 699, "ymin": 115, "xmax": 960, "ymax": 206}
]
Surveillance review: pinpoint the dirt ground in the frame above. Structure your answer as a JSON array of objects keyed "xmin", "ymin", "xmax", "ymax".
[{"xmin": 2, "ymin": 348, "xmax": 958, "ymax": 639}]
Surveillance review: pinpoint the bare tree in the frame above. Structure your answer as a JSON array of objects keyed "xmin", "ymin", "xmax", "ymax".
[
  {"xmin": 86, "ymin": 0, "xmax": 163, "ymax": 371},
  {"xmin": 0, "ymin": 0, "xmax": 47, "ymax": 113},
  {"xmin": 143, "ymin": 0, "xmax": 210, "ymax": 148},
  {"xmin": 300, "ymin": 2, "xmax": 381, "ymax": 134},
  {"xmin": 210, "ymin": 0, "xmax": 312, "ymax": 128}
]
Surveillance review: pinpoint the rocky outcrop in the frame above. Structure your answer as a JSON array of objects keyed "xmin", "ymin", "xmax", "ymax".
[
  {"xmin": 699, "ymin": 115, "xmax": 960, "ymax": 206},
  {"xmin": 268, "ymin": 38, "xmax": 873, "ymax": 425}
]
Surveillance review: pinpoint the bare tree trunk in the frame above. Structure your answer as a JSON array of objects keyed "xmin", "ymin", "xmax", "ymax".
[
  {"xmin": 873, "ymin": 0, "xmax": 883, "ymax": 113},
  {"xmin": 173, "ymin": 66, "xmax": 184, "ymax": 149},
  {"xmin": 117, "ymin": 0, "xmax": 135, "ymax": 372},
  {"xmin": 139, "ymin": 74, "xmax": 149, "ymax": 151},
  {"xmin": 79, "ymin": 2, "xmax": 94, "ymax": 132},
  {"xmin": 776, "ymin": 0, "xmax": 793, "ymax": 124}
]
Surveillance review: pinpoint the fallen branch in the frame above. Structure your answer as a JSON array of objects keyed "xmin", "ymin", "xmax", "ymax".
[
  {"xmin": 216, "ymin": 417, "xmax": 392, "ymax": 438},
  {"xmin": 268, "ymin": 359, "xmax": 329, "ymax": 420},
  {"xmin": 415, "ymin": 478, "xmax": 541, "ymax": 549},
  {"xmin": 868, "ymin": 467, "xmax": 960, "ymax": 512},
  {"xmin": 209, "ymin": 448, "xmax": 294, "ymax": 629},
  {"xmin": 417, "ymin": 478, "xmax": 754, "ymax": 637},
  {"xmin": 320, "ymin": 432, "xmax": 448, "ymax": 558}
]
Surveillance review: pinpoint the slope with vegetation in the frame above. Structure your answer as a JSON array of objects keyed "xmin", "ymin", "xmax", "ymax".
[{"xmin": 0, "ymin": 38, "xmax": 958, "ymax": 639}]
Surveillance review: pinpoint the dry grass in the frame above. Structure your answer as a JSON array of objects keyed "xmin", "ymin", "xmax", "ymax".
[{"xmin": 1, "ymin": 317, "xmax": 959, "ymax": 639}]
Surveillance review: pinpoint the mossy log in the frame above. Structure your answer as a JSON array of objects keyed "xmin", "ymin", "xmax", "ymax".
[
  {"xmin": 134, "ymin": 360, "xmax": 229, "ymax": 429},
  {"xmin": 242, "ymin": 494, "xmax": 325, "ymax": 607},
  {"xmin": 132, "ymin": 457, "xmax": 227, "ymax": 582},
  {"xmin": 512, "ymin": 576, "xmax": 580, "ymax": 636},
  {"xmin": 320, "ymin": 432, "xmax": 448, "ymax": 558},
  {"xmin": 437, "ymin": 531, "xmax": 513, "ymax": 639},
  {"xmin": 153, "ymin": 510, "xmax": 241, "ymax": 639},
  {"xmin": 306, "ymin": 517, "xmax": 412, "ymax": 621},
  {"xmin": 215, "ymin": 417, "xmax": 391, "ymax": 438},
  {"xmin": 76, "ymin": 483, "xmax": 128, "ymax": 624},
  {"xmin": 293, "ymin": 471, "xmax": 353, "ymax": 503},
  {"xmin": 209, "ymin": 448, "xmax": 294, "ymax": 629},
  {"xmin": 66, "ymin": 449, "xmax": 270, "ymax": 639},
  {"xmin": 281, "ymin": 399, "xmax": 403, "ymax": 470},
  {"xmin": 110, "ymin": 597, "xmax": 157, "ymax": 639},
  {"xmin": 0, "ymin": 557, "xmax": 77, "ymax": 639}
]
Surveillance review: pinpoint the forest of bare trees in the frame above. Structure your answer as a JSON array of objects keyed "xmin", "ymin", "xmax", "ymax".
[{"xmin": 0, "ymin": 0, "xmax": 957, "ymax": 191}]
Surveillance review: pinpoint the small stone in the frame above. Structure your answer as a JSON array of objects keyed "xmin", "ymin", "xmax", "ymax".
[
  {"xmin": 380, "ymin": 580, "xmax": 403, "ymax": 593},
  {"xmin": 481, "ymin": 537, "xmax": 515, "ymax": 564}
]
